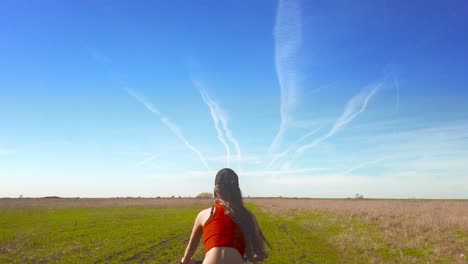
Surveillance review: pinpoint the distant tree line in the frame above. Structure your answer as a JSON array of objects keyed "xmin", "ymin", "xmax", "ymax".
[{"xmin": 196, "ymin": 192, "xmax": 213, "ymax": 198}]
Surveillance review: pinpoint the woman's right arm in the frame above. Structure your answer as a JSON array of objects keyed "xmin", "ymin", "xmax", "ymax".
[{"xmin": 181, "ymin": 211, "xmax": 204, "ymax": 264}]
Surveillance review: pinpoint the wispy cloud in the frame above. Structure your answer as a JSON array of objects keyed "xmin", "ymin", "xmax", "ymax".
[
  {"xmin": 328, "ymin": 84, "xmax": 381, "ymax": 137},
  {"xmin": 126, "ymin": 88, "xmax": 210, "ymax": 169},
  {"xmin": 269, "ymin": 0, "xmax": 302, "ymax": 152},
  {"xmin": 136, "ymin": 154, "xmax": 160, "ymax": 167},
  {"xmin": 148, "ymin": 167, "xmax": 333, "ymax": 180},
  {"xmin": 206, "ymin": 155, "xmax": 261, "ymax": 164},
  {"xmin": 126, "ymin": 89, "xmax": 161, "ymax": 115},
  {"xmin": 243, "ymin": 167, "xmax": 331, "ymax": 177},
  {"xmin": 265, "ymin": 125, "xmax": 323, "ymax": 169},
  {"xmin": 116, "ymin": 151, "xmax": 153, "ymax": 156},
  {"xmin": 196, "ymin": 83, "xmax": 231, "ymax": 166},
  {"xmin": 296, "ymin": 82, "xmax": 382, "ymax": 155},
  {"xmin": 393, "ymin": 77, "xmax": 400, "ymax": 113},
  {"xmin": 159, "ymin": 117, "xmax": 210, "ymax": 169},
  {"xmin": 268, "ymin": 174, "xmax": 364, "ymax": 186},
  {"xmin": 343, "ymin": 157, "xmax": 389, "ymax": 175},
  {"xmin": 267, "ymin": 172, "xmax": 468, "ymax": 199},
  {"xmin": 342, "ymin": 121, "xmax": 468, "ymax": 157},
  {"xmin": 193, "ymin": 80, "xmax": 241, "ymax": 170}
]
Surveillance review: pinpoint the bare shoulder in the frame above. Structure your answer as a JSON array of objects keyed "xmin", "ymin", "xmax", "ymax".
[{"xmin": 196, "ymin": 207, "xmax": 214, "ymax": 226}]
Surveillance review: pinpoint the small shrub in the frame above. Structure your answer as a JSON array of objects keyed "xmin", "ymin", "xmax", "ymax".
[{"xmin": 196, "ymin": 192, "xmax": 213, "ymax": 198}]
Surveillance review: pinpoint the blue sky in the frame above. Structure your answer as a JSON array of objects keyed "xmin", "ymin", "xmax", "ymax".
[{"xmin": 1, "ymin": 0, "xmax": 467, "ymax": 198}]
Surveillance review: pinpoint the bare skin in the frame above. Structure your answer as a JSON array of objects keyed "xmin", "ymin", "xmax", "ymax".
[{"xmin": 181, "ymin": 206, "xmax": 244, "ymax": 264}]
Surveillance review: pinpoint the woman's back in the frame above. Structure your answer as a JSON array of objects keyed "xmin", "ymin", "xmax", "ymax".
[
  {"xmin": 199, "ymin": 204, "xmax": 244, "ymax": 264},
  {"xmin": 203, "ymin": 247, "xmax": 243, "ymax": 264},
  {"xmin": 181, "ymin": 168, "xmax": 269, "ymax": 264},
  {"xmin": 203, "ymin": 204, "xmax": 245, "ymax": 257}
]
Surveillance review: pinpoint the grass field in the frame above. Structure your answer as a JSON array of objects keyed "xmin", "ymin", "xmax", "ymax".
[{"xmin": 0, "ymin": 198, "xmax": 466, "ymax": 263}]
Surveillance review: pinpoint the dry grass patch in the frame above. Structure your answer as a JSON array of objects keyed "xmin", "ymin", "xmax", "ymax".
[{"xmin": 248, "ymin": 198, "xmax": 467, "ymax": 263}]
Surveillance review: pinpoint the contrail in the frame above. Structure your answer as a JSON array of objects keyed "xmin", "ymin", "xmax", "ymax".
[
  {"xmin": 137, "ymin": 154, "xmax": 160, "ymax": 167},
  {"xmin": 196, "ymin": 84, "xmax": 231, "ymax": 167},
  {"xmin": 327, "ymin": 83, "xmax": 380, "ymax": 137},
  {"xmin": 269, "ymin": 0, "xmax": 302, "ymax": 153},
  {"xmin": 265, "ymin": 125, "xmax": 323, "ymax": 169},
  {"xmin": 343, "ymin": 157, "xmax": 388, "ymax": 175},
  {"xmin": 126, "ymin": 88, "xmax": 210, "ymax": 169},
  {"xmin": 193, "ymin": 80, "xmax": 242, "ymax": 170},
  {"xmin": 125, "ymin": 89, "xmax": 161, "ymax": 115},
  {"xmin": 159, "ymin": 117, "xmax": 210, "ymax": 169},
  {"xmin": 394, "ymin": 77, "xmax": 400, "ymax": 113},
  {"xmin": 222, "ymin": 118, "xmax": 242, "ymax": 171},
  {"xmin": 296, "ymin": 82, "xmax": 382, "ymax": 155}
]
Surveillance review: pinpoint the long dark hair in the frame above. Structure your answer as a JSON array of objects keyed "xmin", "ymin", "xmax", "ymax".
[{"xmin": 214, "ymin": 168, "xmax": 270, "ymax": 262}]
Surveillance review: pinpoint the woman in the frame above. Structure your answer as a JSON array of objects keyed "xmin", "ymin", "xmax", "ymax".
[{"xmin": 181, "ymin": 168, "xmax": 270, "ymax": 264}]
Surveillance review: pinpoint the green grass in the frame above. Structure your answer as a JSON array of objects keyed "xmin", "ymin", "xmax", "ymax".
[
  {"xmin": 0, "ymin": 204, "xmax": 465, "ymax": 263},
  {"xmin": 0, "ymin": 206, "xmax": 206, "ymax": 264},
  {"xmin": 248, "ymin": 205, "xmax": 341, "ymax": 263},
  {"xmin": 247, "ymin": 204, "xmax": 392, "ymax": 263}
]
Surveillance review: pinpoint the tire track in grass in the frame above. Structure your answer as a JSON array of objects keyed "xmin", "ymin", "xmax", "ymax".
[
  {"xmin": 94, "ymin": 232, "xmax": 183, "ymax": 264},
  {"xmin": 278, "ymin": 223, "xmax": 298, "ymax": 246},
  {"xmin": 278, "ymin": 223, "xmax": 316, "ymax": 263},
  {"xmin": 94, "ymin": 231, "xmax": 190, "ymax": 263},
  {"xmin": 93, "ymin": 207, "xmax": 200, "ymax": 263},
  {"xmin": 122, "ymin": 232, "xmax": 190, "ymax": 263},
  {"xmin": 7, "ymin": 226, "xmax": 44, "ymax": 263}
]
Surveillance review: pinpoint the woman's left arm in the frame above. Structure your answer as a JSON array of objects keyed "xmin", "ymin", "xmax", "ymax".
[{"xmin": 181, "ymin": 211, "xmax": 204, "ymax": 264}]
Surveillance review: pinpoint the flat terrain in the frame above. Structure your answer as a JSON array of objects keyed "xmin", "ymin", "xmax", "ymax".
[{"xmin": 0, "ymin": 198, "xmax": 466, "ymax": 263}]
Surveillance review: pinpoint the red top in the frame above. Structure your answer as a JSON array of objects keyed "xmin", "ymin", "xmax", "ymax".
[{"xmin": 203, "ymin": 203, "xmax": 246, "ymax": 257}]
